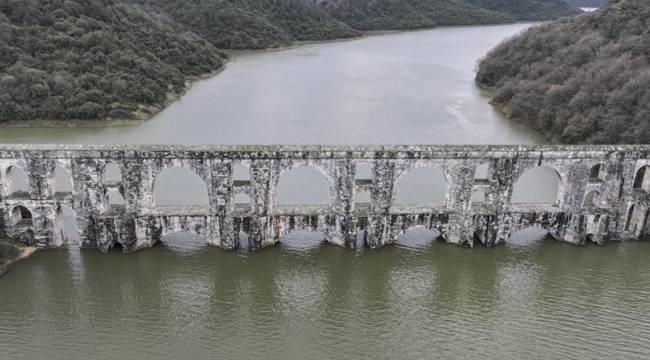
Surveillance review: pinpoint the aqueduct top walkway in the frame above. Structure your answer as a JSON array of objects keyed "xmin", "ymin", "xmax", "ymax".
[{"xmin": 1, "ymin": 144, "xmax": 650, "ymax": 251}]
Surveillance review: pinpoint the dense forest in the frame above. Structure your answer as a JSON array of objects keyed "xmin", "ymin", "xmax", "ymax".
[
  {"xmin": 313, "ymin": 0, "xmax": 510, "ymax": 31},
  {"xmin": 464, "ymin": 0, "xmax": 580, "ymax": 20},
  {"xmin": 0, "ymin": 0, "xmax": 581, "ymax": 124},
  {"xmin": 477, "ymin": 0, "xmax": 650, "ymax": 144},
  {"xmin": 566, "ymin": 0, "xmax": 609, "ymax": 7},
  {"xmin": 0, "ymin": 0, "xmax": 225, "ymax": 123},
  {"xmin": 130, "ymin": 0, "xmax": 360, "ymax": 49}
]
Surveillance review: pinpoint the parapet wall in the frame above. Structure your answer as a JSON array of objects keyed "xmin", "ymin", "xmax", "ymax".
[{"xmin": 1, "ymin": 144, "xmax": 650, "ymax": 251}]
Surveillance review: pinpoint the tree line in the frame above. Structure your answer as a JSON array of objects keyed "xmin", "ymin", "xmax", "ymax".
[
  {"xmin": 0, "ymin": 0, "xmax": 580, "ymax": 124},
  {"xmin": 477, "ymin": 0, "xmax": 650, "ymax": 144}
]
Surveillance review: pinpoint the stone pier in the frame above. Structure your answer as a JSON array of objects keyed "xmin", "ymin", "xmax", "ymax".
[{"xmin": 1, "ymin": 144, "xmax": 650, "ymax": 252}]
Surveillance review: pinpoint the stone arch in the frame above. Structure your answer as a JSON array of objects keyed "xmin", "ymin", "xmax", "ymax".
[
  {"xmin": 5, "ymin": 165, "xmax": 29, "ymax": 197},
  {"xmin": 507, "ymin": 225, "xmax": 551, "ymax": 246},
  {"xmin": 589, "ymin": 163, "xmax": 606, "ymax": 183},
  {"xmin": 55, "ymin": 204, "xmax": 80, "ymax": 246},
  {"xmin": 237, "ymin": 230, "xmax": 250, "ymax": 250},
  {"xmin": 11, "ymin": 205, "xmax": 33, "ymax": 227},
  {"xmin": 232, "ymin": 163, "xmax": 251, "ymax": 212},
  {"xmin": 51, "ymin": 164, "xmax": 73, "ymax": 196},
  {"xmin": 108, "ymin": 188, "xmax": 125, "ymax": 206},
  {"xmin": 511, "ymin": 166, "xmax": 564, "ymax": 206},
  {"xmin": 633, "ymin": 165, "xmax": 650, "ymax": 192},
  {"xmin": 624, "ymin": 203, "xmax": 648, "ymax": 236},
  {"xmin": 355, "ymin": 162, "xmax": 373, "ymax": 180},
  {"xmin": 279, "ymin": 229, "xmax": 326, "ymax": 250},
  {"xmin": 232, "ymin": 163, "xmax": 250, "ymax": 181},
  {"xmin": 471, "ymin": 163, "xmax": 490, "ymax": 205},
  {"xmin": 102, "ymin": 162, "xmax": 123, "ymax": 183},
  {"xmin": 395, "ymin": 225, "xmax": 441, "ymax": 248},
  {"xmin": 354, "ymin": 190, "xmax": 371, "ymax": 212},
  {"xmin": 582, "ymin": 190, "xmax": 602, "ymax": 210},
  {"xmin": 21, "ymin": 229, "xmax": 36, "ymax": 246},
  {"xmin": 159, "ymin": 231, "xmax": 208, "ymax": 251},
  {"xmin": 153, "ymin": 166, "xmax": 209, "ymax": 207},
  {"xmin": 274, "ymin": 164, "xmax": 331, "ymax": 207},
  {"xmin": 392, "ymin": 164, "xmax": 447, "ymax": 208}
]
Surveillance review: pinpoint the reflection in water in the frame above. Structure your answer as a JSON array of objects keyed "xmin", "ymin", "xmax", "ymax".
[
  {"xmin": 279, "ymin": 230, "xmax": 326, "ymax": 251},
  {"xmin": 2, "ymin": 237, "xmax": 650, "ymax": 359},
  {"xmin": 395, "ymin": 226, "xmax": 440, "ymax": 249}
]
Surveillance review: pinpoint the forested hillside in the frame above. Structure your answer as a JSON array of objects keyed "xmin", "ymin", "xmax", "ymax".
[
  {"xmin": 465, "ymin": 0, "xmax": 581, "ymax": 20},
  {"xmin": 0, "ymin": 0, "xmax": 581, "ymax": 124},
  {"xmin": 0, "ymin": 0, "xmax": 225, "ymax": 123},
  {"xmin": 313, "ymin": 0, "xmax": 510, "ymax": 31},
  {"xmin": 131, "ymin": 0, "xmax": 360, "ymax": 49},
  {"xmin": 566, "ymin": 0, "xmax": 609, "ymax": 7},
  {"xmin": 476, "ymin": 0, "xmax": 650, "ymax": 144}
]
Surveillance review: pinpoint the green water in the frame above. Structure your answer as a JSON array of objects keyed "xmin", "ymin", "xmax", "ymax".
[{"xmin": 2, "ymin": 240, "xmax": 650, "ymax": 360}]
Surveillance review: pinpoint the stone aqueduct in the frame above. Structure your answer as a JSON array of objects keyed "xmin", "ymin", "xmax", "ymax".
[{"xmin": 2, "ymin": 144, "xmax": 650, "ymax": 252}]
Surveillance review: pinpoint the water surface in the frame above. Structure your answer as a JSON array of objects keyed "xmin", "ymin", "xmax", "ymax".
[{"xmin": 0, "ymin": 24, "xmax": 545, "ymax": 145}]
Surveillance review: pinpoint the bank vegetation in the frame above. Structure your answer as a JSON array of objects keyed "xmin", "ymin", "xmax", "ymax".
[
  {"xmin": 1, "ymin": 0, "xmax": 580, "ymax": 125},
  {"xmin": 477, "ymin": 0, "xmax": 650, "ymax": 144}
]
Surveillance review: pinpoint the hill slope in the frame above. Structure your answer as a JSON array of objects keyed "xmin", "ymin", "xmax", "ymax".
[
  {"xmin": 313, "ymin": 0, "xmax": 512, "ymax": 31},
  {"xmin": 465, "ymin": 0, "xmax": 581, "ymax": 20},
  {"xmin": 0, "ymin": 0, "xmax": 583, "ymax": 124},
  {"xmin": 566, "ymin": 0, "xmax": 609, "ymax": 7},
  {"xmin": 132, "ymin": 0, "xmax": 361, "ymax": 49},
  {"xmin": 0, "ymin": 0, "xmax": 225, "ymax": 123},
  {"xmin": 476, "ymin": 0, "xmax": 650, "ymax": 144}
]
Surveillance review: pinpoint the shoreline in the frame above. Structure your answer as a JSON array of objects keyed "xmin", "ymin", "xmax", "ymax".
[
  {"xmin": 0, "ymin": 242, "xmax": 38, "ymax": 277},
  {"xmin": 476, "ymin": 81, "xmax": 557, "ymax": 144},
  {"xmin": 0, "ymin": 22, "xmax": 540, "ymax": 130}
]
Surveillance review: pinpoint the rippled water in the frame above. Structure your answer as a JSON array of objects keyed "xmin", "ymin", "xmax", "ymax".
[
  {"xmin": 2, "ymin": 240, "xmax": 650, "ymax": 360},
  {"xmin": 3, "ymin": 23, "xmax": 649, "ymax": 359}
]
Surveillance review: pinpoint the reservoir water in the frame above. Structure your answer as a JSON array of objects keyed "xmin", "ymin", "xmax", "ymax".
[{"xmin": 2, "ymin": 24, "xmax": 650, "ymax": 359}]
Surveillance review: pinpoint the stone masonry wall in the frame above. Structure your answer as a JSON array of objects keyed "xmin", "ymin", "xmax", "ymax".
[{"xmin": 1, "ymin": 144, "xmax": 650, "ymax": 252}]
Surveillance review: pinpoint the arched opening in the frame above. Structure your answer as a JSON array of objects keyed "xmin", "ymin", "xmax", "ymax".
[
  {"xmin": 55, "ymin": 204, "xmax": 80, "ymax": 246},
  {"xmin": 52, "ymin": 165, "xmax": 73, "ymax": 196},
  {"xmin": 108, "ymin": 188, "xmax": 125, "ymax": 207},
  {"xmin": 354, "ymin": 190, "xmax": 371, "ymax": 213},
  {"xmin": 6, "ymin": 165, "xmax": 29, "ymax": 198},
  {"xmin": 586, "ymin": 234, "xmax": 596, "ymax": 244},
  {"xmin": 160, "ymin": 232, "xmax": 207, "ymax": 253},
  {"xmin": 153, "ymin": 167, "xmax": 209, "ymax": 208},
  {"xmin": 355, "ymin": 162, "xmax": 373, "ymax": 180},
  {"xmin": 589, "ymin": 164, "xmax": 606, "ymax": 183},
  {"xmin": 102, "ymin": 163, "xmax": 122, "ymax": 183},
  {"xmin": 21, "ymin": 229, "xmax": 35, "ymax": 246},
  {"xmin": 512, "ymin": 166, "xmax": 562, "ymax": 206},
  {"xmin": 234, "ymin": 193, "xmax": 251, "ymax": 212},
  {"xmin": 395, "ymin": 226, "xmax": 440, "ymax": 249},
  {"xmin": 471, "ymin": 163, "xmax": 490, "ymax": 206},
  {"xmin": 238, "ymin": 231, "xmax": 250, "ymax": 251},
  {"xmin": 279, "ymin": 230, "xmax": 326, "ymax": 250},
  {"xmin": 355, "ymin": 230, "xmax": 366, "ymax": 249},
  {"xmin": 624, "ymin": 203, "xmax": 648, "ymax": 236},
  {"xmin": 625, "ymin": 204, "xmax": 636, "ymax": 232},
  {"xmin": 232, "ymin": 164, "xmax": 251, "ymax": 212},
  {"xmin": 633, "ymin": 165, "xmax": 650, "ymax": 191},
  {"xmin": 233, "ymin": 163, "xmax": 250, "ymax": 182},
  {"xmin": 109, "ymin": 241, "xmax": 123, "ymax": 253},
  {"xmin": 582, "ymin": 190, "xmax": 602, "ymax": 210},
  {"xmin": 11, "ymin": 205, "xmax": 33, "ymax": 226},
  {"xmin": 393, "ymin": 165, "xmax": 446, "ymax": 208},
  {"xmin": 275, "ymin": 165, "xmax": 330, "ymax": 208},
  {"xmin": 507, "ymin": 226, "xmax": 550, "ymax": 248}
]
